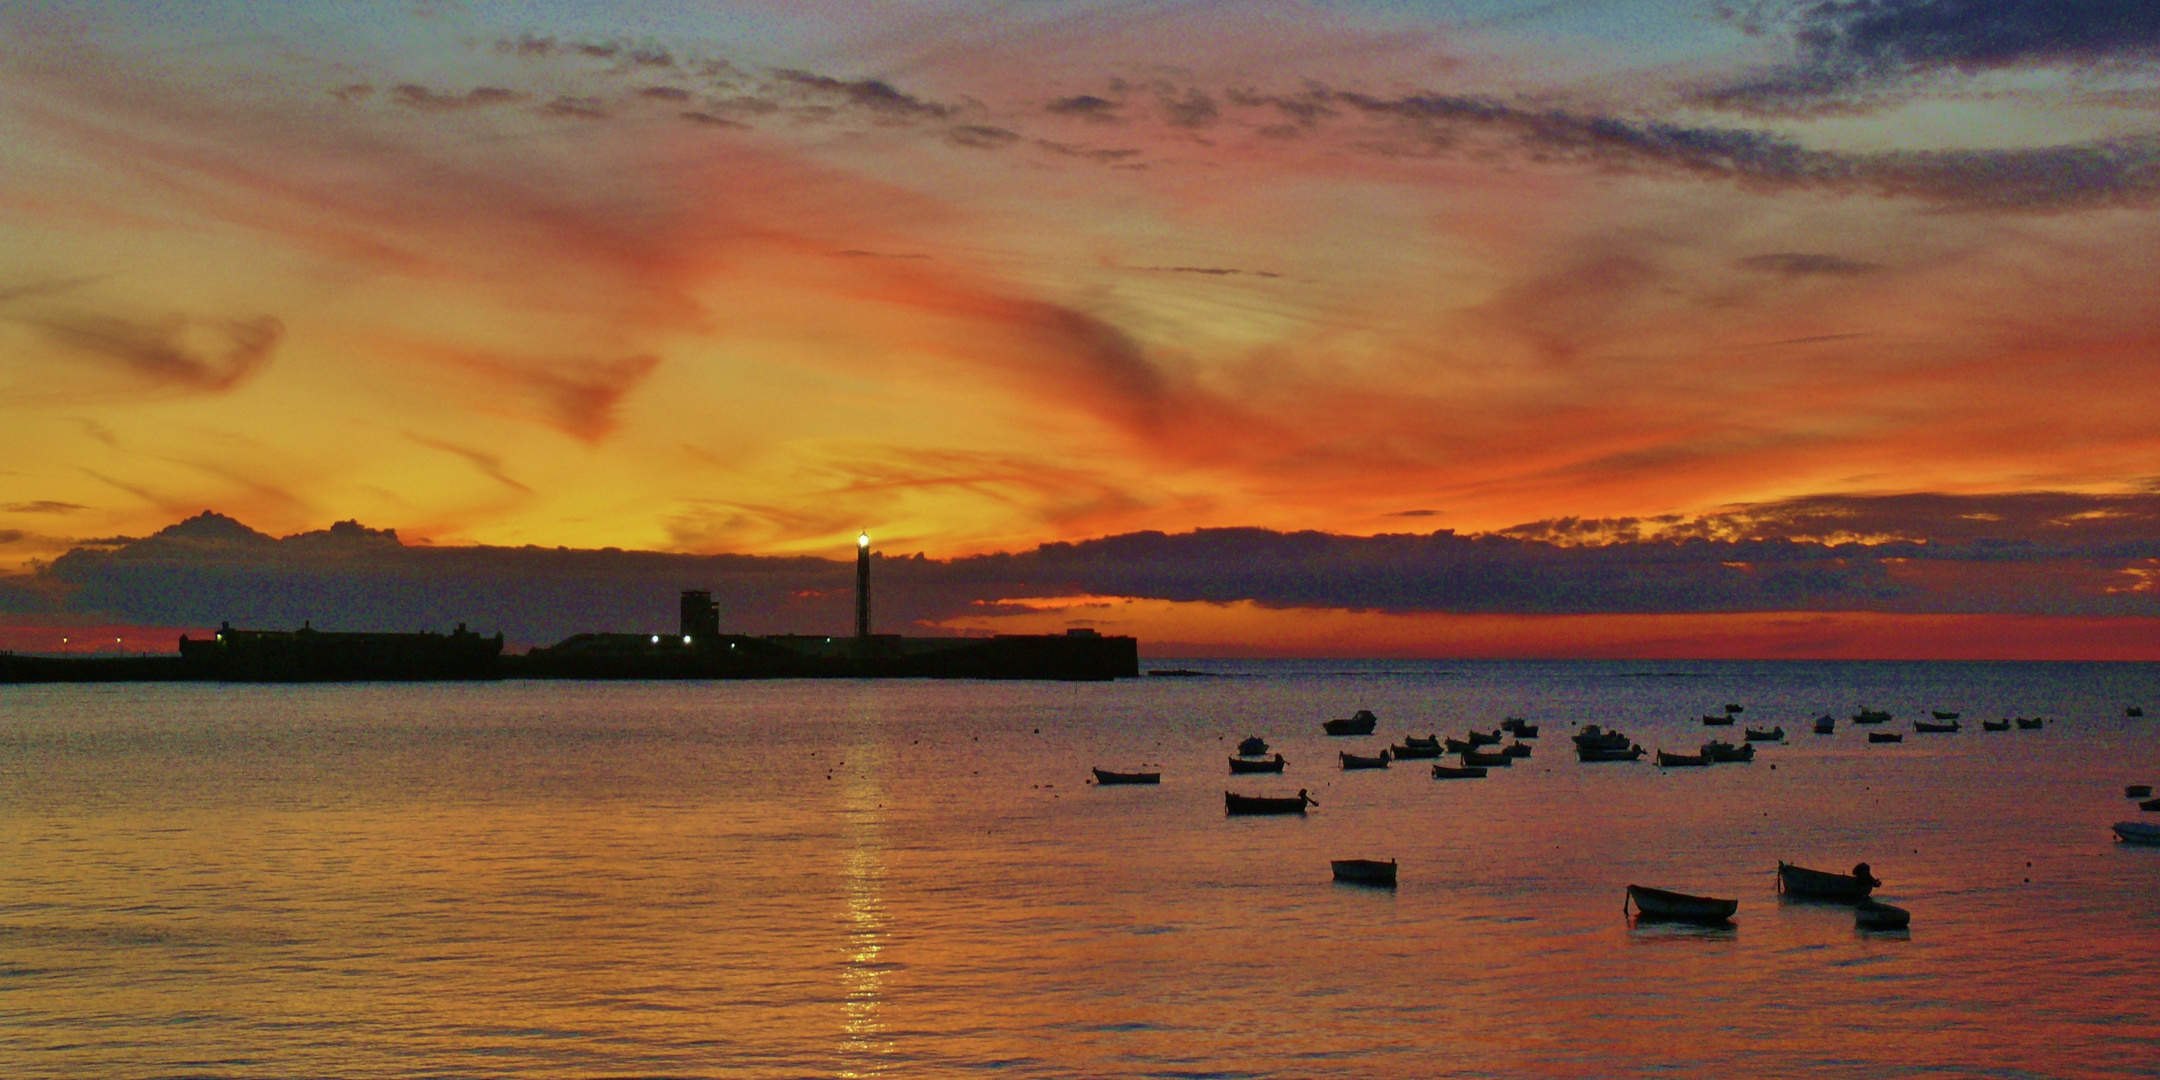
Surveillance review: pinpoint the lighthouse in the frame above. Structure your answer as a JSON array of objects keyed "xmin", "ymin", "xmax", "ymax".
[{"xmin": 855, "ymin": 529, "xmax": 871, "ymax": 651}]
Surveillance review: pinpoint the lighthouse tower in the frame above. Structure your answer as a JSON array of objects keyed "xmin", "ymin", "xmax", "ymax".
[{"xmin": 855, "ymin": 529, "xmax": 871, "ymax": 651}]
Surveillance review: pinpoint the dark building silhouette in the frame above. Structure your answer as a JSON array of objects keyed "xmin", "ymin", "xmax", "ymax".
[
  {"xmin": 176, "ymin": 622, "xmax": 503, "ymax": 681},
  {"xmin": 679, "ymin": 589, "xmax": 719, "ymax": 641}
]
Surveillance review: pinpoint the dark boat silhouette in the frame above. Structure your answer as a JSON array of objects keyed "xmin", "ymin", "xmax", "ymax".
[
  {"xmin": 1626, "ymin": 884, "xmax": 1736, "ymax": 923},
  {"xmin": 1092, "ymin": 767, "xmax": 1159, "ymax": 785},
  {"xmin": 1229, "ymin": 754, "xmax": 1286, "ymax": 774},
  {"xmin": 1323, "ymin": 710, "xmax": 1377, "ymax": 736},
  {"xmin": 1226, "ymin": 790, "xmax": 1315, "ymax": 815},
  {"xmin": 1331, "ymin": 858, "xmax": 1397, "ymax": 886},
  {"xmin": 1777, "ymin": 861, "xmax": 1878, "ymax": 900}
]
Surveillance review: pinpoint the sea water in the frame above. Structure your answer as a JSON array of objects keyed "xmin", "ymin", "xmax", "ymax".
[{"xmin": 3, "ymin": 660, "xmax": 2158, "ymax": 1078}]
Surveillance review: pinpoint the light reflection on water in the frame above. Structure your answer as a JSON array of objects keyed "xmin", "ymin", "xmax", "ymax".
[{"xmin": 1, "ymin": 660, "xmax": 2157, "ymax": 1078}]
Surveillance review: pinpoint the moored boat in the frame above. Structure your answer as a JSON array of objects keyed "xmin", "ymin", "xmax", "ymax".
[
  {"xmin": 1657, "ymin": 749, "xmax": 1711, "ymax": 767},
  {"xmin": 1868, "ymin": 732, "xmax": 1903, "ymax": 743},
  {"xmin": 1500, "ymin": 717, "xmax": 1539, "ymax": 737},
  {"xmin": 1323, "ymin": 710, "xmax": 1378, "ymax": 736},
  {"xmin": 1625, "ymin": 884, "xmax": 1737, "ymax": 923},
  {"xmin": 1700, "ymin": 741, "xmax": 1754, "ymax": 763},
  {"xmin": 1226, "ymin": 790, "xmax": 1316, "ymax": 815},
  {"xmin": 1443, "ymin": 737, "xmax": 1474, "ymax": 754},
  {"xmin": 1701, "ymin": 713, "xmax": 1734, "ymax": 726},
  {"xmin": 1777, "ymin": 861, "xmax": 1878, "ymax": 900},
  {"xmin": 1724, "ymin": 703, "xmax": 1744, "ymax": 713},
  {"xmin": 1853, "ymin": 709, "xmax": 1892, "ymax": 724},
  {"xmin": 2131, "ymin": 707, "xmax": 2147, "ymax": 718},
  {"xmin": 1577, "ymin": 743, "xmax": 1645, "ymax": 762},
  {"xmin": 1913, "ymin": 720, "xmax": 1961, "ymax": 733},
  {"xmin": 1502, "ymin": 741, "xmax": 1532, "ymax": 758},
  {"xmin": 1092, "ymin": 767, "xmax": 1160, "ymax": 785},
  {"xmin": 1982, "ymin": 719, "xmax": 2009, "ymax": 731},
  {"xmin": 2015, "ymin": 717, "xmax": 2044, "ymax": 730},
  {"xmin": 1228, "ymin": 754, "xmax": 1286, "ymax": 774},
  {"xmin": 1854, "ymin": 899, "xmax": 1910, "ymax": 930},
  {"xmin": 1466, "ymin": 729, "xmax": 1504, "ymax": 747},
  {"xmin": 2114, "ymin": 821, "xmax": 2160, "ymax": 844},
  {"xmin": 2128, "ymin": 784, "xmax": 2153, "ymax": 798},
  {"xmin": 1401, "ymin": 734, "xmax": 1442, "ymax": 750},
  {"xmin": 1572, "ymin": 725, "xmax": 1633, "ymax": 750},
  {"xmin": 1331, "ymin": 858, "xmax": 1398, "ymax": 886},
  {"xmin": 1814, "ymin": 715, "xmax": 1836, "ymax": 734},
  {"xmin": 1237, "ymin": 736, "xmax": 1269, "ymax": 756},
  {"xmin": 1461, "ymin": 748, "xmax": 1514, "ymax": 767},
  {"xmin": 2142, "ymin": 798, "xmax": 2160, "ymax": 812},
  {"xmin": 1931, "ymin": 710, "xmax": 1960, "ymax": 720},
  {"xmin": 1432, "ymin": 763, "xmax": 1488, "ymax": 779},
  {"xmin": 1744, "ymin": 726, "xmax": 1784, "ymax": 742},
  {"xmin": 1340, "ymin": 750, "xmax": 1391, "ymax": 770},
  {"xmin": 1390, "ymin": 741, "xmax": 1443, "ymax": 759}
]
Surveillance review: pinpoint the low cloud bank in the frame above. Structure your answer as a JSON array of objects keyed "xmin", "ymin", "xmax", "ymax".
[{"xmin": 5, "ymin": 493, "xmax": 2157, "ymax": 647}]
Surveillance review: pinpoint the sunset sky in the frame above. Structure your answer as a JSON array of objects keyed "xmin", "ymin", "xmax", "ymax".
[{"xmin": 4, "ymin": 0, "xmax": 2158, "ymax": 656}]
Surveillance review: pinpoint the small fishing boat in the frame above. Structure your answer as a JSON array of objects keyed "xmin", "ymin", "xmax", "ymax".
[
  {"xmin": 1625, "ymin": 884, "xmax": 1737, "ymax": 923},
  {"xmin": 2128, "ymin": 785, "xmax": 2153, "ymax": 798},
  {"xmin": 1466, "ymin": 729, "xmax": 1504, "ymax": 747},
  {"xmin": 1572, "ymin": 725, "xmax": 1633, "ymax": 750},
  {"xmin": 2128, "ymin": 707, "xmax": 2145, "ymax": 718},
  {"xmin": 1237, "ymin": 736, "xmax": 1269, "ymax": 756},
  {"xmin": 1777, "ymin": 861, "xmax": 1878, "ymax": 900},
  {"xmin": 1323, "ymin": 710, "xmax": 1378, "ymax": 736},
  {"xmin": 1913, "ymin": 719, "xmax": 1961, "ymax": 733},
  {"xmin": 1401, "ymin": 734, "xmax": 1442, "ymax": 750},
  {"xmin": 1331, "ymin": 858, "xmax": 1398, "ymax": 886},
  {"xmin": 1853, "ymin": 709, "xmax": 1892, "ymax": 724},
  {"xmin": 2015, "ymin": 717, "xmax": 2044, "ymax": 730},
  {"xmin": 1700, "ymin": 741, "xmax": 1755, "ymax": 763},
  {"xmin": 1724, "ymin": 703, "xmax": 1744, "ymax": 713},
  {"xmin": 1502, "ymin": 741, "xmax": 1532, "ymax": 758},
  {"xmin": 1577, "ymin": 743, "xmax": 1646, "ymax": 762},
  {"xmin": 1443, "ymin": 737, "xmax": 1474, "ymax": 754},
  {"xmin": 1228, "ymin": 754, "xmax": 1286, "ymax": 774},
  {"xmin": 2114, "ymin": 821, "xmax": 2160, "ymax": 844},
  {"xmin": 1701, "ymin": 713, "xmax": 1735, "ymax": 726},
  {"xmin": 1432, "ymin": 763, "xmax": 1488, "ymax": 779},
  {"xmin": 1657, "ymin": 749, "xmax": 1711, "ymax": 767},
  {"xmin": 1982, "ymin": 719, "xmax": 2010, "ymax": 731},
  {"xmin": 1225, "ymin": 790, "xmax": 1315, "ymax": 815},
  {"xmin": 1868, "ymin": 732, "xmax": 1903, "ymax": 743},
  {"xmin": 1390, "ymin": 741, "xmax": 1443, "ymax": 759},
  {"xmin": 1744, "ymin": 726, "xmax": 1784, "ymax": 742},
  {"xmin": 1092, "ymin": 768, "xmax": 1160, "ymax": 785},
  {"xmin": 1340, "ymin": 750, "xmax": 1391, "ymax": 770},
  {"xmin": 1854, "ymin": 899, "xmax": 1911, "ymax": 930},
  {"xmin": 1500, "ymin": 717, "xmax": 1539, "ymax": 738},
  {"xmin": 1931, "ymin": 710, "xmax": 1960, "ymax": 720},
  {"xmin": 1814, "ymin": 715, "xmax": 1836, "ymax": 734},
  {"xmin": 2142, "ymin": 798, "xmax": 2160, "ymax": 812},
  {"xmin": 1460, "ymin": 749, "xmax": 1514, "ymax": 767}
]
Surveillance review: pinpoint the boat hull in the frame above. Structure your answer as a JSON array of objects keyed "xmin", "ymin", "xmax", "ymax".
[
  {"xmin": 1323, "ymin": 717, "xmax": 1377, "ymax": 736},
  {"xmin": 1868, "ymin": 732, "xmax": 1903, "ymax": 743},
  {"xmin": 1778, "ymin": 862, "xmax": 1876, "ymax": 900},
  {"xmin": 1340, "ymin": 752, "xmax": 1390, "ymax": 770},
  {"xmin": 2128, "ymin": 785, "xmax": 2154, "ymax": 798},
  {"xmin": 1657, "ymin": 751, "xmax": 1710, "ymax": 767},
  {"xmin": 1092, "ymin": 768, "xmax": 1160, "ymax": 785},
  {"xmin": 1854, "ymin": 900, "xmax": 1911, "ymax": 930},
  {"xmin": 1228, "ymin": 755, "xmax": 1285, "ymax": 774},
  {"xmin": 1390, "ymin": 743, "xmax": 1443, "ymax": 759},
  {"xmin": 1331, "ymin": 859, "xmax": 1398, "ymax": 886},
  {"xmin": 2114, "ymin": 821, "xmax": 2160, "ymax": 845},
  {"xmin": 1576, "ymin": 745, "xmax": 1644, "ymax": 762},
  {"xmin": 1225, "ymin": 791, "xmax": 1311, "ymax": 815},
  {"xmin": 1460, "ymin": 750, "xmax": 1513, "ymax": 767},
  {"xmin": 1431, "ymin": 764, "xmax": 1487, "ymax": 779},
  {"xmin": 1626, "ymin": 884, "xmax": 1737, "ymax": 923}
]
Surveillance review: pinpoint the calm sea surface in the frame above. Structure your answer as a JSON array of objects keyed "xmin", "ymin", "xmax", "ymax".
[{"xmin": 4, "ymin": 660, "xmax": 2160, "ymax": 1078}]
